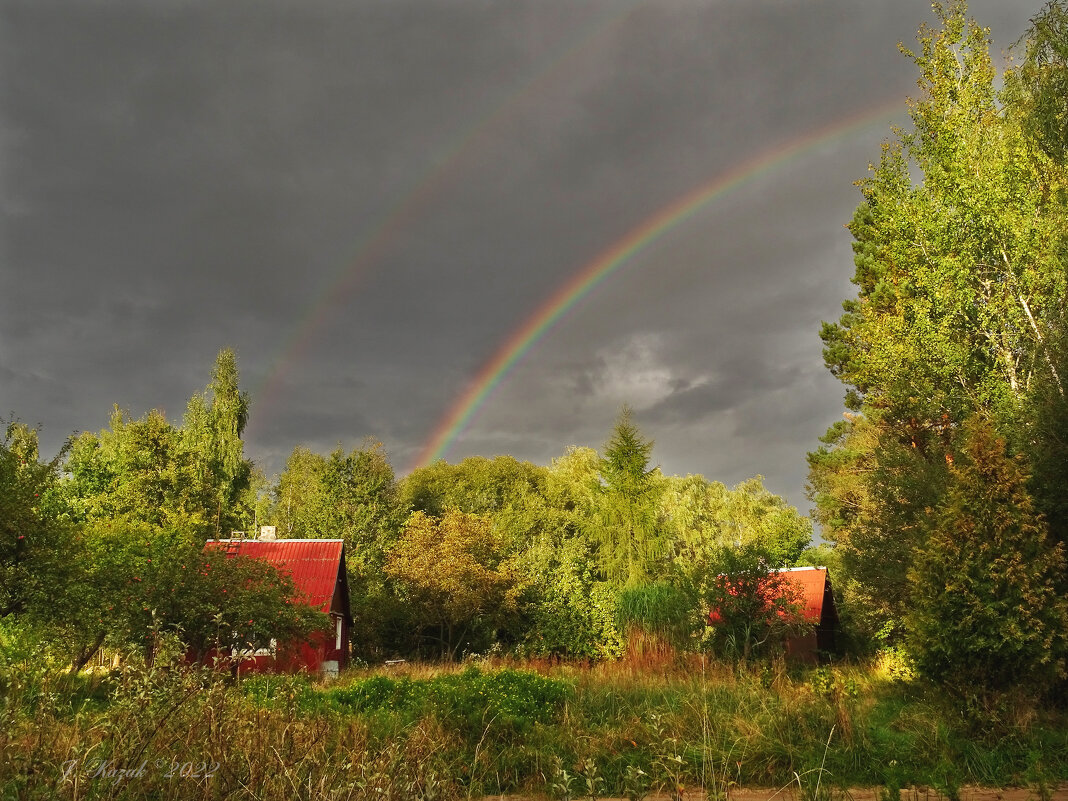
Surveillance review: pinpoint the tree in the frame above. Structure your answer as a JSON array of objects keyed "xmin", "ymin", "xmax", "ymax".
[
  {"xmin": 664, "ymin": 473, "xmax": 813, "ymax": 615},
  {"xmin": 320, "ymin": 442, "xmax": 406, "ymax": 569},
  {"xmin": 906, "ymin": 418, "xmax": 1068, "ymax": 703},
  {"xmin": 183, "ymin": 348, "xmax": 253, "ymax": 537},
  {"xmin": 810, "ymin": 1, "xmax": 1068, "ymax": 637},
  {"xmin": 807, "ymin": 412, "xmax": 947, "ymax": 638},
  {"xmin": 386, "ymin": 511, "xmax": 523, "ymax": 660},
  {"xmin": 0, "ymin": 422, "xmax": 73, "ymax": 618},
  {"xmin": 720, "ymin": 477, "xmax": 812, "ymax": 566},
  {"xmin": 64, "ymin": 349, "xmax": 255, "ymax": 540},
  {"xmin": 400, "ymin": 455, "xmax": 553, "ymax": 552},
  {"xmin": 273, "ymin": 446, "xmax": 329, "ymax": 538},
  {"xmin": 1008, "ymin": 0, "xmax": 1068, "ymax": 165},
  {"xmin": 519, "ymin": 531, "xmax": 624, "ymax": 660},
  {"xmin": 698, "ymin": 544, "xmax": 805, "ymax": 662},
  {"xmin": 593, "ymin": 406, "xmax": 664, "ymax": 587},
  {"xmin": 821, "ymin": 4, "xmax": 1066, "ymax": 425}
]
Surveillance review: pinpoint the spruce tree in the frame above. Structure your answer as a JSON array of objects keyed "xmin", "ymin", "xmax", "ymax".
[
  {"xmin": 594, "ymin": 406, "xmax": 663, "ymax": 587},
  {"xmin": 906, "ymin": 418, "xmax": 1068, "ymax": 702}
]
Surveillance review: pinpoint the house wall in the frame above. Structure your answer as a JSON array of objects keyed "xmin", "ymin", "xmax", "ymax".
[
  {"xmin": 784, "ymin": 631, "xmax": 819, "ymax": 664},
  {"xmin": 194, "ymin": 626, "xmax": 344, "ymax": 678}
]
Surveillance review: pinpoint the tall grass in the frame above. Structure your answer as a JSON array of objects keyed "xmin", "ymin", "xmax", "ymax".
[{"xmin": 3, "ymin": 644, "xmax": 1067, "ymax": 799}]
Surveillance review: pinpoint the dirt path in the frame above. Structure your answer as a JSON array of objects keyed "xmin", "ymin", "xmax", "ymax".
[{"xmin": 484, "ymin": 785, "xmax": 1068, "ymax": 801}]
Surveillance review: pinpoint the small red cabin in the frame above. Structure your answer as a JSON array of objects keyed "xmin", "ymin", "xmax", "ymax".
[
  {"xmin": 203, "ymin": 537, "xmax": 352, "ymax": 677},
  {"xmin": 708, "ymin": 566, "xmax": 838, "ymax": 662}
]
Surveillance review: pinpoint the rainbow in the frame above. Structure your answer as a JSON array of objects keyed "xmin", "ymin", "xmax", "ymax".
[
  {"xmin": 244, "ymin": 3, "xmax": 643, "ymax": 438},
  {"xmin": 410, "ymin": 100, "xmax": 904, "ymax": 470}
]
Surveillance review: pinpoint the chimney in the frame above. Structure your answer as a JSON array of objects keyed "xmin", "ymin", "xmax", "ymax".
[{"xmin": 259, "ymin": 526, "xmax": 277, "ymax": 541}]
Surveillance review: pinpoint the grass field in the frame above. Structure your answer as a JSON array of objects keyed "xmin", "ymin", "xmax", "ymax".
[{"xmin": 3, "ymin": 643, "xmax": 1067, "ymax": 800}]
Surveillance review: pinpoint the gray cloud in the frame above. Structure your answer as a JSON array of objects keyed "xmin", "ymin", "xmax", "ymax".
[{"xmin": 1, "ymin": 0, "xmax": 1043, "ymax": 516}]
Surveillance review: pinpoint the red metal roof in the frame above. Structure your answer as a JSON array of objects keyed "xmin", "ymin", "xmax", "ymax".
[
  {"xmin": 205, "ymin": 539, "xmax": 345, "ymax": 614},
  {"xmin": 781, "ymin": 567, "xmax": 828, "ymax": 624}
]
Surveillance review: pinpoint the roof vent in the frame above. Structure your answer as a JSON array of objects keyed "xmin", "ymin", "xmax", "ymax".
[{"xmin": 259, "ymin": 526, "xmax": 277, "ymax": 541}]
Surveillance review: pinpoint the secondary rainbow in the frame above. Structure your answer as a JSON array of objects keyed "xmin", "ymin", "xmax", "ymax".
[
  {"xmin": 244, "ymin": 3, "xmax": 642, "ymax": 438},
  {"xmin": 411, "ymin": 100, "xmax": 904, "ymax": 470}
]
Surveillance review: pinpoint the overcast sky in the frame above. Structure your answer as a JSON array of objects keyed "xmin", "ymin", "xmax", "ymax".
[{"xmin": 1, "ymin": 0, "xmax": 1043, "ymax": 515}]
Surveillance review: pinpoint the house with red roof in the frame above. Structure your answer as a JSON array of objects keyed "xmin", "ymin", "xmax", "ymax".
[
  {"xmin": 777, "ymin": 566, "xmax": 838, "ymax": 661},
  {"xmin": 202, "ymin": 533, "xmax": 352, "ymax": 677},
  {"xmin": 708, "ymin": 566, "xmax": 839, "ymax": 662}
]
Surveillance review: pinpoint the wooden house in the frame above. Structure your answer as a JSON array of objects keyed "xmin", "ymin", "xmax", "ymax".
[
  {"xmin": 777, "ymin": 566, "xmax": 838, "ymax": 661},
  {"xmin": 202, "ymin": 535, "xmax": 352, "ymax": 677},
  {"xmin": 708, "ymin": 566, "xmax": 839, "ymax": 662}
]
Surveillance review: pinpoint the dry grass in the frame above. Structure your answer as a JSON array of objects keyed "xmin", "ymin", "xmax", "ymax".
[{"xmin": 4, "ymin": 646, "xmax": 1067, "ymax": 800}]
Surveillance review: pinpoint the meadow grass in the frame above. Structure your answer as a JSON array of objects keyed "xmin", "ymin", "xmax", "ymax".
[{"xmin": 2, "ymin": 645, "xmax": 1067, "ymax": 800}]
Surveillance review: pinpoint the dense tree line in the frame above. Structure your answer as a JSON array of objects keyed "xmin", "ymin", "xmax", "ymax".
[
  {"xmin": 809, "ymin": 0, "xmax": 1068, "ymax": 707},
  {"xmin": 269, "ymin": 403, "xmax": 813, "ymax": 661},
  {"xmin": 1, "ymin": 353, "xmax": 813, "ymax": 668},
  {"xmin": 1, "ymin": 350, "xmax": 323, "ymax": 670}
]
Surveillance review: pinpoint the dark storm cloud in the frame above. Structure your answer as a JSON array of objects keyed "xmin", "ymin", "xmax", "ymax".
[{"xmin": 1, "ymin": 0, "xmax": 1046, "ymax": 514}]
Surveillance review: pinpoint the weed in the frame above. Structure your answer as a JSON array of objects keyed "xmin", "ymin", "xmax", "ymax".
[
  {"xmin": 549, "ymin": 755, "xmax": 579, "ymax": 801},
  {"xmin": 621, "ymin": 763, "xmax": 651, "ymax": 801},
  {"xmin": 578, "ymin": 757, "xmax": 606, "ymax": 800}
]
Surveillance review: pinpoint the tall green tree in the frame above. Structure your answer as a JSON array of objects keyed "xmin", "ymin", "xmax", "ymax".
[
  {"xmin": 811, "ymin": 1, "xmax": 1068, "ymax": 634},
  {"xmin": 906, "ymin": 418, "xmax": 1068, "ymax": 702},
  {"xmin": 593, "ymin": 406, "xmax": 664, "ymax": 587},
  {"xmin": 183, "ymin": 348, "xmax": 253, "ymax": 537},
  {"xmin": 273, "ymin": 445, "xmax": 329, "ymax": 538}
]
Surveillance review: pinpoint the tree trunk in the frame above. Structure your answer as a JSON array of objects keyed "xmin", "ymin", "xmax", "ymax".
[{"xmin": 70, "ymin": 631, "xmax": 107, "ymax": 674}]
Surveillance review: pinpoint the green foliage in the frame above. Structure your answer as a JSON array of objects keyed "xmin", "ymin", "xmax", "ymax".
[
  {"xmin": 520, "ymin": 531, "xmax": 624, "ymax": 660},
  {"xmin": 272, "ymin": 444, "xmax": 329, "ymax": 538},
  {"xmin": 64, "ymin": 348, "xmax": 255, "ymax": 540},
  {"xmin": 326, "ymin": 667, "xmax": 572, "ymax": 736},
  {"xmin": 616, "ymin": 581, "xmax": 698, "ymax": 652},
  {"xmin": 48, "ymin": 520, "xmax": 326, "ymax": 670},
  {"xmin": 401, "ymin": 455, "xmax": 548, "ymax": 518},
  {"xmin": 906, "ymin": 418, "xmax": 1068, "ymax": 705},
  {"xmin": 0, "ymin": 421, "xmax": 73, "ymax": 618},
  {"xmin": 271, "ymin": 440, "xmax": 407, "ymax": 659},
  {"xmin": 1008, "ymin": 0, "xmax": 1068, "ymax": 165},
  {"xmin": 664, "ymin": 473, "xmax": 813, "ymax": 618},
  {"xmin": 0, "ymin": 617, "xmax": 71, "ymax": 723},
  {"xmin": 182, "ymin": 347, "xmax": 253, "ymax": 537},
  {"xmin": 810, "ymin": 0, "xmax": 1068, "ymax": 647}
]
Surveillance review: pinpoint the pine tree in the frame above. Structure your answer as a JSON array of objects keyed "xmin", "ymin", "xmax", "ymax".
[{"xmin": 593, "ymin": 406, "xmax": 663, "ymax": 587}]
